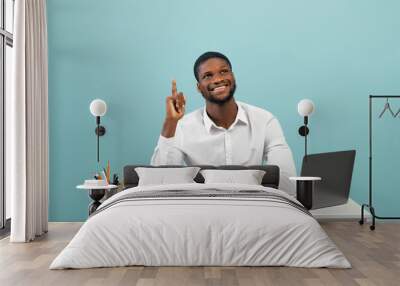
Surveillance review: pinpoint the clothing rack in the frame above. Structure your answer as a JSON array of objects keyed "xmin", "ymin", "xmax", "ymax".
[{"xmin": 360, "ymin": 95, "xmax": 400, "ymax": 230}]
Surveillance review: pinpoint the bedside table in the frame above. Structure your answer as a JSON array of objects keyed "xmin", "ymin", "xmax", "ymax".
[
  {"xmin": 76, "ymin": 184, "xmax": 118, "ymax": 215},
  {"xmin": 289, "ymin": 177, "xmax": 321, "ymax": 210}
]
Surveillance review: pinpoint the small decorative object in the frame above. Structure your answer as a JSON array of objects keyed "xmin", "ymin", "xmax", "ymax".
[
  {"xmin": 106, "ymin": 160, "xmax": 111, "ymax": 183},
  {"xmin": 112, "ymin": 174, "xmax": 119, "ymax": 185},
  {"xmin": 297, "ymin": 99, "xmax": 315, "ymax": 158},
  {"xmin": 84, "ymin": 179, "xmax": 107, "ymax": 187},
  {"xmin": 101, "ymin": 161, "xmax": 111, "ymax": 184},
  {"xmin": 89, "ymin": 99, "xmax": 107, "ymax": 162},
  {"xmin": 101, "ymin": 170, "xmax": 108, "ymax": 184}
]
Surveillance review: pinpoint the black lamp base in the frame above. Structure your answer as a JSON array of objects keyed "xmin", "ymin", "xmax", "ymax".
[
  {"xmin": 95, "ymin": 126, "xmax": 106, "ymax": 136},
  {"xmin": 298, "ymin": 125, "xmax": 309, "ymax": 136}
]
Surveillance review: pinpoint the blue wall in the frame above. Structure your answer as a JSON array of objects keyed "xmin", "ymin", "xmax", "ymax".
[{"xmin": 47, "ymin": 0, "xmax": 400, "ymax": 221}]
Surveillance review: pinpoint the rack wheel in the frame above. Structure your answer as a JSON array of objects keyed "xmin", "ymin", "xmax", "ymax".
[
  {"xmin": 359, "ymin": 220, "xmax": 364, "ymax": 225},
  {"xmin": 370, "ymin": 225, "xmax": 375, "ymax": 231}
]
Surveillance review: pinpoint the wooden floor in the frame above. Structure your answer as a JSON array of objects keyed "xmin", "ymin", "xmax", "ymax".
[{"xmin": 0, "ymin": 222, "xmax": 399, "ymax": 286}]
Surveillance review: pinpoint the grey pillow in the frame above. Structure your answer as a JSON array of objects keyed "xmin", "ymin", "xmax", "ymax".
[
  {"xmin": 135, "ymin": 167, "xmax": 201, "ymax": 186},
  {"xmin": 200, "ymin": 169, "xmax": 266, "ymax": 185}
]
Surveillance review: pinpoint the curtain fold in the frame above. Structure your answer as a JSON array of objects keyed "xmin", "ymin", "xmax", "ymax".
[{"xmin": 9, "ymin": 0, "xmax": 49, "ymax": 242}]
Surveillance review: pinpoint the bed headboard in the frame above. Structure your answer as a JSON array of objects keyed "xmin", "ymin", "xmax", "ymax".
[{"xmin": 123, "ymin": 165, "xmax": 280, "ymax": 189}]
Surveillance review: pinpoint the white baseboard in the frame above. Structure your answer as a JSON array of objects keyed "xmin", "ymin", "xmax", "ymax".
[{"xmin": 311, "ymin": 198, "xmax": 370, "ymax": 221}]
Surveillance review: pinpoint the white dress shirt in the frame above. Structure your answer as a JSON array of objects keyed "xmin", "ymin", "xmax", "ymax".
[{"xmin": 151, "ymin": 101, "xmax": 297, "ymax": 195}]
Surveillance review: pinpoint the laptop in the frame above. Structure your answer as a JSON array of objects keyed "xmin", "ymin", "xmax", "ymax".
[{"xmin": 300, "ymin": 150, "xmax": 356, "ymax": 210}]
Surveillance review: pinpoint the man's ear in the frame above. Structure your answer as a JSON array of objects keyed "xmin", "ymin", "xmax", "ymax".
[{"xmin": 196, "ymin": 82, "xmax": 201, "ymax": 93}]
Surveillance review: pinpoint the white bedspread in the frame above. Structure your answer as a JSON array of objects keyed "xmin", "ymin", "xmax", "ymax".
[{"xmin": 50, "ymin": 183, "xmax": 351, "ymax": 269}]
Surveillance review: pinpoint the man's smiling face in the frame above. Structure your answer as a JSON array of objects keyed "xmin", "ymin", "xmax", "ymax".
[{"xmin": 196, "ymin": 58, "xmax": 236, "ymax": 105}]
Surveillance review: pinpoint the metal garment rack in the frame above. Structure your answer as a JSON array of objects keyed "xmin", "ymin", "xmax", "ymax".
[{"xmin": 360, "ymin": 95, "xmax": 400, "ymax": 230}]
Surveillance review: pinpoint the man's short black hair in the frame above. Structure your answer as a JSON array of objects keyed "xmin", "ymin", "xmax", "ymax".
[{"xmin": 193, "ymin": 51, "xmax": 232, "ymax": 82}]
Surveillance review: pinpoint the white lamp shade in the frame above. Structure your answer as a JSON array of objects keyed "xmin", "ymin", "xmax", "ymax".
[
  {"xmin": 90, "ymin": 99, "xmax": 107, "ymax": 117},
  {"xmin": 297, "ymin": 99, "xmax": 315, "ymax": 117}
]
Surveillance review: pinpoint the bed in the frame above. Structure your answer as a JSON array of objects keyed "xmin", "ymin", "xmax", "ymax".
[{"xmin": 50, "ymin": 165, "xmax": 350, "ymax": 269}]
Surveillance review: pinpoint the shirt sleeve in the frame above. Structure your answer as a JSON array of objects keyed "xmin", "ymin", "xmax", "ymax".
[
  {"xmin": 150, "ymin": 124, "xmax": 185, "ymax": 165},
  {"xmin": 263, "ymin": 117, "xmax": 297, "ymax": 196}
]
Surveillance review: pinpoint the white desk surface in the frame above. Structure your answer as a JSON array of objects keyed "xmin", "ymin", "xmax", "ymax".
[
  {"xmin": 76, "ymin": 184, "xmax": 118, "ymax": 190},
  {"xmin": 290, "ymin": 176, "xmax": 322, "ymax": 181},
  {"xmin": 311, "ymin": 199, "xmax": 371, "ymax": 221}
]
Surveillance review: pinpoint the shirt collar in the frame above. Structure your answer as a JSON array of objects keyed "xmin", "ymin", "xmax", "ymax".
[{"xmin": 203, "ymin": 102, "xmax": 249, "ymax": 133}]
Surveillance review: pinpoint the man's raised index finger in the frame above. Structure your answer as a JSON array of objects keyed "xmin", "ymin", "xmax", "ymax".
[{"xmin": 172, "ymin": 80, "xmax": 177, "ymax": 97}]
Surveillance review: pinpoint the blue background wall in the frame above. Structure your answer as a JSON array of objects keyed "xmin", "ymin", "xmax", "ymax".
[{"xmin": 47, "ymin": 0, "xmax": 400, "ymax": 221}]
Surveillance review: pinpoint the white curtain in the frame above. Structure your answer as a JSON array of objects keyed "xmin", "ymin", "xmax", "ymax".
[{"xmin": 8, "ymin": 0, "xmax": 49, "ymax": 242}]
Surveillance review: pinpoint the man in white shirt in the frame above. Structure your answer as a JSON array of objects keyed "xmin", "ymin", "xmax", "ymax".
[{"xmin": 151, "ymin": 51, "xmax": 297, "ymax": 195}]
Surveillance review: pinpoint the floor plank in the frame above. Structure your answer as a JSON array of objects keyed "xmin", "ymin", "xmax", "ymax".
[{"xmin": 0, "ymin": 222, "xmax": 399, "ymax": 286}]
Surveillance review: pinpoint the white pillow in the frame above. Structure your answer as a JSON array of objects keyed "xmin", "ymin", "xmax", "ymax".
[
  {"xmin": 200, "ymin": 169, "xmax": 266, "ymax": 185},
  {"xmin": 135, "ymin": 167, "xmax": 201, "ymax": 186}
]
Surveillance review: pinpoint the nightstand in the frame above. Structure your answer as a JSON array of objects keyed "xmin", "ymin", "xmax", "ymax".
[
  {"xmin": 289, "ymin": 177, "xmax": 321, "ymax": 210},
  {"xmin": 76, "ymin": 184, "xmax": 118, "ymax": 215}
]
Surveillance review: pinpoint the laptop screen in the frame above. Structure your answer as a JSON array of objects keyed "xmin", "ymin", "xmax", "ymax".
[{"xmin": 301, "ymin": 150, "xmax": 356, "ymax": 209}]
